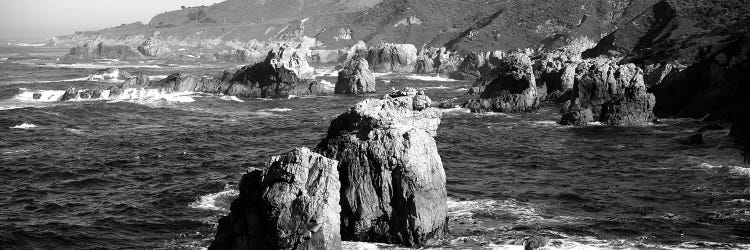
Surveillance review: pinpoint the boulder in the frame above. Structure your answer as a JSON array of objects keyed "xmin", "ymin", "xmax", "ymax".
[
  {"xmin": 465, "ymin": 53, "xmax": 539, "ymax": 113},
  {"xmin": 60, "ymin": 87, "xmax": 78, "ymax": 101},
  {"xmin": 137, "ymin": 37, "xmax": 173, "ymax": 58},
  {"xmin": 560, "ymin": 60, "xmax": 656, "ymax": 126},
  {"xmin": 365, "ymin": 43, "xmax": 418, "ymax": 73},
  {"xmin": 209, "ymin": 148, "xmax": 341, "ymax": 250},
  {"xmin": 316, "ymin": 88, "xmax": 447, "ymax": 247},
  {"xmin": 335, "ymin": 57, "xmax": 376, "ymax": 94}
]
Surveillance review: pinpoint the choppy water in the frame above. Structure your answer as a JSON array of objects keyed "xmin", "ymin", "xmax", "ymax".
[{"xmin": 1, "ymin": 47, "xmax": 749, "ymax": 250}]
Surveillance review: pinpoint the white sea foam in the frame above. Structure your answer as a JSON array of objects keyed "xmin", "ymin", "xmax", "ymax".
[
  {"xmin": 15, "ymin": 89, "xmax": 66, "ymax": 102},
  {"xmin": 442, "ymin": 107, "xmax": 471, "ymax": 113},
  {"xmin": 148, "ymin": 75, "xmax": 170, "ymax": 81},
  {"xmin": 314, "ymin": 68, "xmax": 339, "ymax": 77},
  {"xmin": 405, "ymin": 74, "xmax": 457, "ymax": 82},
  {"xmin": 9, "ymin": 123, "xmax": 37, "ymax": 129},
  {"xmin": 698, "ymin": 163, "xmax": 750, "ymax": 178},
  {"xmin": 189, "ymin": 188, "xmax": 239, "ymax": 212},
  {"xmin": 219, "ymin": 95, "xmax": 245, "ymax": 103},
  {"xmin": 14, "ymin": 88, "xmax": 197, "ymax": 103},
  {"xmin": 37, "ymin": 63, "xmax": 166, "ymax": 69},
  {"xmin": 260, "ymin": 108, "xmax": 292, "ymax": 112},
  {"xmin": 15, "ymin": 43, "xmax": 46, "ymax": 47},
  {"xmin": 320, "ymin": 79, "xmax": 335, "ymax": 91}
]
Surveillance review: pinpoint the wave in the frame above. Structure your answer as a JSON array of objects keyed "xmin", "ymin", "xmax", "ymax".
[
  {"xmin": 13, "ymin": 88, "xmax": 197, "ymax": 103},
  {"xmin": 189, "ymin": 187, "xmax": 239, "ymax": 212},
  {"xmin": 320, "ymin": 80, "xmax": 335, "ymax": 91},
  {"xmin": 9, "ymin": 123, "xmax": 37, "ymax": 129},
  {"xmin": 219, "ymin": 95, "xmax": 244, "ymax": 103},
  {"xmin": 14, "ymin": 43, "xmax": 46, "ymax": 47},
  {"xmin": 259, "ymin": 108, "xmax": 292, "ymax": 112},
  {"xmin": 699, "ymin": 163, "xmax": 750, "ymax": 178},
  {"xmin": 405, "ymin": 74, "xmax": 457, "ymax": 82}
]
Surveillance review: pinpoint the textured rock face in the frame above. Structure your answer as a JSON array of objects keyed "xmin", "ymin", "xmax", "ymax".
[
  {"xmin": 225, "ymin": 45, "xmax": 327, "ymax": 98},
  {"xmin": 64, "ymin": 41, "xmax": 143, "ymax": 61},
  {"xmin": 209, "ymin": 148, "xmax": 341, "ymax": 250},
  {"xmin": 451, "ymin": 51, "xmax": 505, "ymax": 80},
  {"xmin": 466, "ymin": 53, "xmax": 539, "ymax": 113},
  {"xmin": 414, "ymin": 47, "xmax": 462, "ymax": 75},
  {"xmin": 335, "ymin": 57, "xmax": 376, "ymax": 94},
  {"xmin": 316, "ymin": 88, "xmax": 447, "ymax": 247},
  {"xmin": 365, "ymin": 43, "xmax": 418, "ymax": 73},
  {"xmin": 560, "ymin": 60, "xmax": 656, "ymax": 126},
  {"xmin": 137, "ymin": 37, "xmax": 173, "ymax": 57}
]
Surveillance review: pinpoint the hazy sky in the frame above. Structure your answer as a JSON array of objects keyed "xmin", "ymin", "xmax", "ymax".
[{"xmin": 0, "ymin": 0, "xmax": 225, "ymax": 41}]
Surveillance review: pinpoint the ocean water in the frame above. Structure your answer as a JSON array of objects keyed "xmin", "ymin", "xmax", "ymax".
[{"xmin": 1, "ymin": 47, "xmax": 749, "ymax": 249}]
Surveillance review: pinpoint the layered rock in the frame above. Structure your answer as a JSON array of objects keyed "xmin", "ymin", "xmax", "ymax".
[
  {"xmin": 365, "ymin": 43, "xmax": 418, "ymax": 73},
  {"xmin": 137, "ymin": 37, "xmax": 173, "ymax": 57},
  {"xmin": 560, "ymin": 60, "xmax": 656, "ymax": 126},
  {"xmin": 465, "ymin": 53, "xmax": 539, "ymax": 113},
  {"xmin": 335, "ymin": 57, "xmax": 376, "ymax": 94},
  {"xmin": 316, "ymin": 88, "xmax": 447, "ymax": 247},
  {"xmin": 209, "ymin": 148, "xmax": 341, "ymax": 250},
  {"xmin": 63, "ymin": 41, "xmax": 143, "ymax": 61}
]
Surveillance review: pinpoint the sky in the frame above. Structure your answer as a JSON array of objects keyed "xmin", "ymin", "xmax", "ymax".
[{"xmin": 0, "ymin": 0, "xmax": 225, "ymax": 41}]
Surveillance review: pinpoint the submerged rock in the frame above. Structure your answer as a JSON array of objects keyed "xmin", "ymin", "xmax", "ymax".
[
  {"xmin": 209, "ymin": 148, "xmax": 341, "ymax": 250},
  {"xmin": 335, "ymin": 57, "xmax": 376, "ymax": 94},
  {"xmin": 560, "ymin": 60, "xmax": 655, "ymax": 126},
  {"xmin": 316, "ymin": 88, "xmax": 447, "ymax": 247},
  {"xmin": 465, "ymin": 53, "xmax": 539, "ymax": 113},
  {"xmin": 365, "ymin": 43, "xmax": 418, "ymax": 73}
]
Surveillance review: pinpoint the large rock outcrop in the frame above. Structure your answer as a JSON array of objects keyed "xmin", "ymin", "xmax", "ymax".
[
  {"xmin": 451, "ymin": 51, "xmax": 505, "ymax": 81},
  {"xmin": 137, "ymin": 37, "xmax": 173, "ymax": 58},
  {"xmin": 365, "ymin": 43, "xmax": 418, "ymax": 73},
  {"xmin": 560, "ymin": 60, "xmax": 656, "ymax": 126},
  {"xmin": 414, "ymin": 47, "xmax": 463, "ymax": 75},
  {"xmin": 465, "ymin": 53, "xmax": 539, "ymax": 113},
  {"xmin": 316, "ymin": 88, "xmax": 447, "ymax": 247},
  {"xmin": 335, "ymin": 57, "xmax": 376, "ymax": 94},
  {"xmin": 63, "ymin": 41, "xmax": 143, "ymax": 61},
  {"xmin": 209, "ymin": 148, "xmax": 341, "ymax": 250}
]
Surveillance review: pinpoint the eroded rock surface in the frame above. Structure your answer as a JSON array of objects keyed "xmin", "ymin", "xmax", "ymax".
[{"xmin": 335, "ymin": 57, "xmax": 376, "ymax": 94}]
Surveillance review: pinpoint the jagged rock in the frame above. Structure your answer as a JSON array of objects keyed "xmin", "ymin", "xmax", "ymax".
[
  {"xmin": 209, "ymin": 148, "xmax": 341, "ymax": 250},
  {"xmin": 451, "ymin": 51, "xmax": 505, "ymax": 80},
  {"xmin": 560, "ymin": 60, "xmax": 656, "ymax": 126},
  {"xmin": 60, "ymin": 88, "xmax": 78, "ymax": 101},
  {"xmin": 64, "ymin": 41, "xmax": 143, "ymax": 61},
  {"xmin": 316, "ymin": 88, "xmax": 447, "ymax": 247},
  {"xmin": 335, "ymin": 57, "xmax": 376, "ymax": 94},
  {"xmin": 226, "ymin": 45, "xmax": 326, "ymax": 98},
  {"xmin": 123, "ymin": 73, "xmax": 150, "ymax": 87},
  {"xmin": 365, "ymin": 43, "xmax": 418, "ymax": 73},
  {"xmin": 414, "ymin": 47, "xmax": 462, "ymax": 75},
  {"xmin": 87, "ymin": 68, "xmax": 131, "ymax": 81},
  {"xmin": 137, "ymin": 37, "xmax": 173, "ymax": 57},
  {"xmin": 465, "ymin": 53, "xmax": 539, "ymax": 113}
]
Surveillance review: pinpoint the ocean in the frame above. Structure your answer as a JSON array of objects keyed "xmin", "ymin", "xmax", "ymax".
[{"xmin": 1, "ymin": 46, "xmax": 749, "ymax": 249}]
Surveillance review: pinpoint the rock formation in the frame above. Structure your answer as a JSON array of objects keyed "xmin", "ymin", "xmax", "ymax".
[
  {"xmin": 560, "ymin": 60, "xmax": 656, "ymax": 126},
  {"xmin": 465, "ymin": 53, "xmax": 539, "ymax": 113},
  {"xmin": 451, "ymin": 51, "xmax": 505, "ymax": 81},
  {"xmin": 365, "ymin": 43, "xmax": 418, "ymax": 73},
  {"xmin": 123, "ymin": 73, "xmax": 150, "ymax": 87},
  {"xmin": 137, "ymin": 37, "xmax": 173, "ymax": 57},
  {"xmin": 63, "ymin": 41, "xmax": 143, "ymax": 61},
  {"xmin": 414, "ymin": 47, "xmax": 463, "ymax": 75},
  {"xmin": 209, "ymin": 148, "xmax": 341, "ymax": 250},
  {"xmin": 316, "ymin": 88, "xmax": 447, "ymax": 247},
  {"xmin": 87, "ymin": 68, "xmax": 132, "ymax": 81},
  {"xmin": 335, "ymin": 57, "xmax": 376, "ymax": 94}
]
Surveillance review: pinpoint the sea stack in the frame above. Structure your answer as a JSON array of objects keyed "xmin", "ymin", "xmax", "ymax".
[
  {"xmin": 209, "ymin": 148, "xmax": 341, "ymax": 250},
  {"xmin": 365, "ymin": 42, "xmax": 418, "ymax": 73},
  {"xmin": 465, "ymin": 52, "xmax": 539, "ymax": 113},
  {"xmin": 316, "ymin": 88, "xmax": 447, "ymax": 247},
  {"xmin": 560, "ymin": 60, "xmax": 656, "ymax": 126},
  {"xmin": 335, "ymin": 57, "xmax": 376, "ymax": 94}
]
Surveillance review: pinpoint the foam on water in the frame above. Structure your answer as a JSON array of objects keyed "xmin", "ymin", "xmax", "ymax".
[
  {"xmin": 9, "ymin": 123, "xmax": 37, "ymax": 129},
  {"xmin": 15, "ymin": 89, "xmax": 66, "ymax": 102},
  {"xmin": 442, "ymin": 107, "xmax": 471, "ymax": 114},
  {"xmin": 699, "ymin": 163, "xmax": 750, "ymax": 178},
  {"xmin": 219, "ymin": 95, "xmax": 244, "ymax": 103},
  {"xmin": 13, "ymin": 88, "xmax": 198, "ymax": 104},
  {"xmin": 37, "ymin": 63, "xmax": 167, "ymax": 69},
  {"xmin": 189, "ymin": 187, "xmax": 239, "ymax": 212},
  {"xmin": 406, "ymin": 74, "xmax": 457, "ymax": 82},
  {"xmin": 259, "ymin": 108, "xmax": 292, "ymax": 112},
  {"xmin": 15, "ymin": 43, "xmax": 46, "ymax": 47}
]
